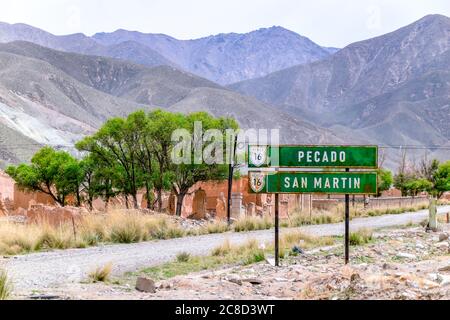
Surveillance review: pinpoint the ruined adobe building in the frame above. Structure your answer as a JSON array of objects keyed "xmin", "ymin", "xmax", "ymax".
[
  {"xmin": 0, "ymin": 170, "xmax": 425, "ymax": 222},
  {"xmin": 168, "ymin": 177, "xmax": 307, "ymax": 219},
  {"xmin": 0, "ymin": 170, "xmax": 306, "ymax": 220},
  {"xmin": 0, "ymin": 171, "xmax": 56, "ymax": 216}
]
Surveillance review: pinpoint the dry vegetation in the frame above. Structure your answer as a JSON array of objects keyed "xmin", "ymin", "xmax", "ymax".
[
  {"xmin": 89, "ymin": 263, "xmax": 113, "ymax": 283},
  {"xmin": 287, "ymin": 202, "xmax": 429, "ymax": 227},
  {"xmin": 0, "ymin": 269, "xmax": 12, "ymax": 300},
  {"xmin": 133, "ymin": 232, "xmax": 335, "ymax": 281},
  {"xmin": 349, "ymin": 228, "xmax": 374, "ymax": 246},
  {"xmin": 0, "ymin": 212, "xmax": 186, "ymax": 255},
  {"xmin": 0, "ymin": 203, "xmax": 433, "ymax": 256}
]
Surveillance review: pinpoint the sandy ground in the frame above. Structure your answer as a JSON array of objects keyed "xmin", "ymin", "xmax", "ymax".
[
  {"xmin": 9, "ymin": 223, "xmax": 450, "ymax": 300},
  {"xmin": 2, "ymin": 205, "xmax": 449, "ymax": 293}
]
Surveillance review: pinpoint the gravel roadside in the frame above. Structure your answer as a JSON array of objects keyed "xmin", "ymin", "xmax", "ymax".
[{"xmin": 2, "ymin": 206, "xmax": 449, "ymax": 291}]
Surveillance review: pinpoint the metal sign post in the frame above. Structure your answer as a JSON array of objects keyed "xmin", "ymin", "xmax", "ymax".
[
  {"xmin": 227, "ymin": 135, "xmax": 238, "ymax": 226},
  {"xmin": 275, "ymin": 193, "xmax": 280, "ymax": 267},
  {"xmin": 227, "ymin": 168, "xmax": 233, "ymax": 225},
  {"xmin": 227, "ymin": 166, "xmax": 232, "ymax": 225},
  {"xmin": 247, "ymin": 145, "xmax": 378, "ymax": 266},
  {"xmin": 345, "ymin": 168, "xmax": 350, "ymax": 264}
]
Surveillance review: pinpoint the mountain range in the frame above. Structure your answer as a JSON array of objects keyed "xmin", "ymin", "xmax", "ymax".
[
  {"xmin": 231, "ymin": 14, "xmax": 450, "ymax": 162},
  {"xmin": 0, "ymin": 40, "xmax": 336, "ymax": 166},
  {"xmin": 0, "ymin": 22, "xmax": 336, "ymax": 85},
  {"xmin": 0, "ymin": 15, "xmax": 449, "ymax": 168}
]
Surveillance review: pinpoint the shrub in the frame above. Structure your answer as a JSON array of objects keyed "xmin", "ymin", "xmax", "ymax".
[
  {"xmin": 176, "ymin": 252, "xmax": 191, "ymax": 263},
  {"xmin": 165, "ymin": 225, "xmax": 186, "ymax": 239},
  {"xmin": 145, "ymin": 217, "xmax": 185, "ymax": 240},
  {"xmin": 0, "ymin": 269, "xmax": 12, "ymax": 300},
  {"xmin": 79, "ymin": 217, "xmax": 107, "ymax": 245},
  {"xmin": 233, "ymin": 216, "xmax": 272, "ymax": 232},
  {"xmin": 289, "ymin": 209, "xmax": 341, "ymax": 227},
  {"xmin": 349, "ymin": 229, "xmax": 373, "ymax": 246},
  {"xmin": 38, "ymin": 227, "xmax": 74, "ymax": 249},
  {"xmin": 211, "ymin": 239, "xmax": 232, "ymax": 256},
  {"xmin": 89, "ymin": 263, "xmax": 113, "ymax": 283},
  {"xmin": 202, "ymin": 221, "xmax": 229, "ymax": 234},
  {"xmin": 243, "ymin": 250, "xmax": 266, "ymax": 265},
  {"xmin": 109, "ymin": 217, "xmax": 144, "ymax": 243}
]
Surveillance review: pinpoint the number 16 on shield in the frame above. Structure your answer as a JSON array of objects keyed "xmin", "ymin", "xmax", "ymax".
[{"xmin": 248, "ymin": 145, "xmax": 279, "ymax": 168}]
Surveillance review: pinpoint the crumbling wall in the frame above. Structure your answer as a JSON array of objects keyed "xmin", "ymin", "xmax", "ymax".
[
  {"xmin": 13, "ymin": 184, "xmax": 56, "ymax": 211},
  {"xmin": 26, "ymin": 204, "xmax": 85, "ymax": 226},
  {"xmin": 0, "ymin": 172, "xmax": 15, "ymax": 215},
  {"xmin": 171, "ymin": 178, "xmax": 304, "ymax": 219}
]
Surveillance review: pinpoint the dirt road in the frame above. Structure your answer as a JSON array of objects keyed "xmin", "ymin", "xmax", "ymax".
[{"xmin": 2, "ymin": 206, "xmax": 449, "ymax": 292}]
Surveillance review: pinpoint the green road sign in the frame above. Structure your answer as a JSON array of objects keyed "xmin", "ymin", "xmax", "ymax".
[
  {"xmin": 248, "ymin": 145, "xmax": 378, "ymax": 169},
  {"xmin": 249, "ymin": 171, "xmax": 378, "ymax": 195}
]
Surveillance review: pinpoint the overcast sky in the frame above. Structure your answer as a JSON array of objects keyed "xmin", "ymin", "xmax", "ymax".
[{"xmin": 1, "ymin": 0, "xmax": 449, "ymax": 47}]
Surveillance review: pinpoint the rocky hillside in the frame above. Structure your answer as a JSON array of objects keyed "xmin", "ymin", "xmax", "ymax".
[
  {"xmin": 0, "ymin": 22, "xmax": 335, "ymax": 84},
  {"xmin": 93, "ymin": 26, "xmax": 335, "ymax": 84},
  {"xmin": 1, "ymin": 16, "xmax": 449, "ymax": 168},
  {"xmin": 230, "ymin": 15, "xmax": 450, "ymax": 155},
  {"xmin": 0, "ymin": 42, "xmax": 337, "ymax": 166},
  {"xmin": 0, "ymin": 22, "xmax": 174, "ymax": 68}
]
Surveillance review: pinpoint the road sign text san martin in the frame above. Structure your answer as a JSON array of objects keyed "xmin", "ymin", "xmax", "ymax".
[{"xmin": 283, "ymin": 175, "xmax": 361, "ymax": 190}]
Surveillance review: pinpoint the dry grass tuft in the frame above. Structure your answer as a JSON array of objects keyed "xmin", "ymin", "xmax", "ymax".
[
  {"xmin": 89, "ymin": 263, "xmax": 113, "ymax": 283},
  {"xmin": 349, "ymin": 228, "xmax": 373, "ymax": 246},
  {"xmin": 232, "ymin": 216, "xmax": 272, "ymax": 232},
  {"xmin": 0, "ymin": 201, "xmax": 433, "ymax": 256},
  {"xmin": 211, "ymin": 239, "xmax": 232, "ymax": 257},
  {"xmin": 0, "ymin": 212, "xmax": 188, "ymax": 256},
  {"xmin": 0, "ymin": 269, "xmax": 13, "ymax": 300},
  {"xmin": 201, "ymin": 221, "xmax": 230, "ymax": 234},
  {"xmin": 176, "ymin": 252, "xmax": 191, "ymax": 263},
  {"xmin": 141, "ymin": 232, "xmax": 337, "ymax": 281}
]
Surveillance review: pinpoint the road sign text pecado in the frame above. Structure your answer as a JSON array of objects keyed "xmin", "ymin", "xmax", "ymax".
[{"xmin": 248, "ymin": 145, "xmax": 378, "ymax": 169}]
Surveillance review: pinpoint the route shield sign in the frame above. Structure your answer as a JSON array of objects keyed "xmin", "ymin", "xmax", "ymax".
[
  {"xmin": 248, "ymin": 145, "xmax": 378, "ymax": 169},
  {"xmin": 249, "ymin": 171, "xmax": 377, "ymax": 195},
  {"xmin": 248, "ymin": 145, "xmax": 269, "ymax": 167}
]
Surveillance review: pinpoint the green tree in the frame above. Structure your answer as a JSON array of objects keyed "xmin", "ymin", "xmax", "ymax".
[
  {"xmin": 170, "ymin": 112, "xmax": 239, "ymax": 216},
  {"xmin": 419, "ymin": 158, "xmax": 440, "ymax": 183},
  {"xmin": 79, "ymin": 156, "xmax": 97, "ymax": 210},
  {"xmin": 377, "ymin": 168, "xmax": 393, "ymax": 197},
  {"xmin": 78, "ymin": 155, "xmax": 117, "ymax": 211},
  {"xmin": 394, "ymin": 172, "xmax": 416, "ymax": 197},
  {"xmin": 6, "ymin": 147, "xmax": 80, "ymax": 206},
  {"xmin": 147, "ymin": 110, "xmax": 185, "ymax": 211},
  {"xmin": 127, "ymin": 111, "xmax": 156, "ymax": 210},
  {"xmin": 433, "ymin": 161, "xmax": 450, "ymax": 198},
  {"xmin": 404, "ymin": 178, "xmax": 433, "ymax": 197},
  {"xmin": 60, "ymin": 158, "xmax": 84, "ymax": 207},
  {"xmin": 76, "ymin": 116, "xmax": 144, "ymax": 209}
]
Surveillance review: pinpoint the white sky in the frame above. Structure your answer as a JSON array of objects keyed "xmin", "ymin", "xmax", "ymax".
[{"xmin": 1, "ymin": 0, "xmax": 449, "ymax": 47}]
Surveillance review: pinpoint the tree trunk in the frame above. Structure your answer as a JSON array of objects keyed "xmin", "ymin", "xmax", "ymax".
[
  {"xmin": 125, "ymin": 195, "xmax": 129, "ymax": 209},
  {"xmin": 157, "ymin": 189, "xmax": 163, "ymax": 212},
  {"xmin": 175, "ymin": 193, "xmax": 186, "ymax": 217},
  {"xmin": 87, "ymin": 193, "xmax": 94, "ymax": 211},
  {"xmin": 76, "ymin": 190, "xmax": 81, "ymax": 207},
  {"xmin": 132, "ymin": 193, "xmax": 139, "ymax": 209},
  {"xmin": 60, "ymin": 195, "xmax": 66, "ymax": 207},
  {"xmin": 145, "ymin": 184, "xmax": 152, "ymax": 210},
  {"xmin": 45, "ymin": 189, "xmax": 63, "ymax": 207},
  {"xmin": 105, "ymin": 197, "xmax": 110, "ymax": 212}
]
